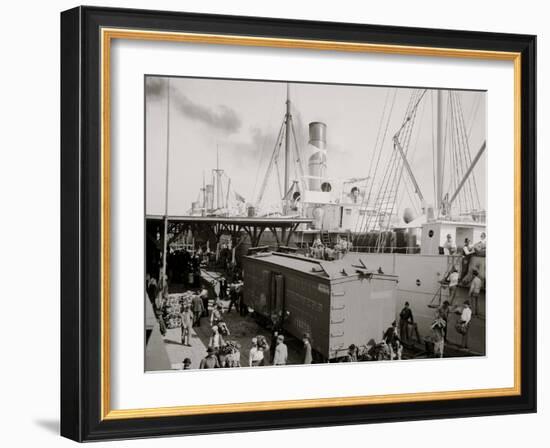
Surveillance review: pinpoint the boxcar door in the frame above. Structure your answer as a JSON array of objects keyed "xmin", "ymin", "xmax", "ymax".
[{"xmin": 270, "ymin": 273, "xmax": 285, "ymax": 325}]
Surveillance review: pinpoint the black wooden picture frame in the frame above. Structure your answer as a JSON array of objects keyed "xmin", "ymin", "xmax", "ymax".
[{"xmin": 61, "ymin": 6, "xmax": 536, "ymax": 442}]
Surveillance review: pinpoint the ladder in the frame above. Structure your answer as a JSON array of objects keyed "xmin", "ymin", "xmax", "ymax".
[
  {"xmin": 321, "ymin": 230, "xmax": 331, "ymax": 247},
  {"xmin": 428, "ymin": 285, "xmax": 444, "ymax": 309}
]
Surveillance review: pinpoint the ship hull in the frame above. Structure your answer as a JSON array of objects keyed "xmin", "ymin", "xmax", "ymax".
[{"xmin": 344, "ymin": 252, "xmax": 486, "ymax": 355}]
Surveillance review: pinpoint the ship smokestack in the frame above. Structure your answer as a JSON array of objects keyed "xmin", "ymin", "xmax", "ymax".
[
  {"xmin": 205, "ymin": 184, "xmax": 214, "ymax": 210},
  {"xmin": 307, "ymin": 122, "xmax": 327, "ymax": 191}
]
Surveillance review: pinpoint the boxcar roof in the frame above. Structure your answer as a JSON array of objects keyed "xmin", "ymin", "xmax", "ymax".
[{"xmin": 243, "ymin": 252, "xmax": 391, "ymax": 281}]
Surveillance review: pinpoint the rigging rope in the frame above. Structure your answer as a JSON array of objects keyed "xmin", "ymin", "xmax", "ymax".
[
  {"xmin": 376, "ymin": 90, "xmax": 425, "ymax": 251},
  {"xmin": 466, "ymin": 94, "xmax": 482, "ymax": 142},
  {"xmin": 251, "ymin": 88, "xmax": 284, "ymax": 202},
  {"xmin": 368, "ymin": 89, "xmax": 425, "ymax": 251},
  {"xmin": 352, "ymin": 88, "xmax": 397, "ymax": 248},
  {"xmin": 431, "ymin": 91, "xmax": 437, "ymax": 208},
  {"xmin": 452, "ymin": 92, "xmax": 475, "ymax": 213},
  {"xmin": 352, "ymin": 90, "xmax": 390, "ymax": 241},
  {"xmin": 396, "ymin": 96, "xmax": 427, "ymax": 218},
  {"xmin": 456, "ymin": 93, "xmax": 481, "ymax": 210},
  {"xmin": 256, "ymin": 120, "xmax": 285, "ymax": 205}
]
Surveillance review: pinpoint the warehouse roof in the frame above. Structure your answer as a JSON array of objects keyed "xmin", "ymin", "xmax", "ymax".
[{"xmin": 146, "ymin": 215, "xmax": 312, "ymax": 225}]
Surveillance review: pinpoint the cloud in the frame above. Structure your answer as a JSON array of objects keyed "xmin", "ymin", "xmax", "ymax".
[
  {"xmin": 174, "ymin": 94, "xmax": 241, "ymax": 134},
  {"xmin": 145, "ymin": 77, "xmax": 241, "ymax": 134},
  {"xmin": 225, "ymin": 126, "xmax": 273, "ymax": 161}
]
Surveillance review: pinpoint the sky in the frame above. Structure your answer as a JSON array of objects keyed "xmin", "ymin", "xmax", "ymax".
[{"xmin": 145, "ymin": 76, "xmax": 486, "ymax": 217}]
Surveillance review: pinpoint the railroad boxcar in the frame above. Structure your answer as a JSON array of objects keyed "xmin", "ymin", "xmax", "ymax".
[{"xmin": 242, "ymin": 252, "xmax": 398, "ymax": 360}]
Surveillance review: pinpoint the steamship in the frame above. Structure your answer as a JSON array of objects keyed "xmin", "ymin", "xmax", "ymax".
[{"xmin": 187, "ymin": 85, "xmax": 487, "ymax": 355}]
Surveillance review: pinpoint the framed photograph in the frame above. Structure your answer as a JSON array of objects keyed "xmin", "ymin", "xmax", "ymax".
[{"xmin": 60, "ymin": 6, "xmax": 536, "ymax": 441}]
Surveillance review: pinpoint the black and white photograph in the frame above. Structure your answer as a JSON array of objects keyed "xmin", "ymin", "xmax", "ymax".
[
  {"xmin": 0, "ymin": 0, "xmax": 543, "ymax": 444},
  {"xmin": 144, "ymin": 76, "xmax": 487, "ymax": 372}
]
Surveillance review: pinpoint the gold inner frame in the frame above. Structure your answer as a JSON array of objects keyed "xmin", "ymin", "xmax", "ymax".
[{"xmin": 100, "ymin": 27, "xmax": 522, "ymax": 420}]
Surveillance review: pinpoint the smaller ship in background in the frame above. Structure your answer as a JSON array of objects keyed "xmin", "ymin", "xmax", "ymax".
[{"xmin": 188, "ymin": 147, "xmax": 248, "ymax": 217}]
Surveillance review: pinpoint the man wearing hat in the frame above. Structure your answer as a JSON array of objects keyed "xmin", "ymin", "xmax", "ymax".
[
  {"xmin": 199, "ymin": 287, "xmax": 210, "ymax": 318},
  {"xmin": 227, "ymin": 284, "xmax": 238, "ymax": 314},
  {"xmin": 398, "ymin": 301, "xmax": 414, "ymax": 343},
  {"xmin": 458, "ymin": 300, "xmax": 472, "ymax": 349},
  {"xmin": 208, "ymin": 325, "xmax": 224, "ymax": 351},
  {"xmin": 345, "ymin": 344, "xmax": 358, "ymax": 362},
  {"xmin": 181, "ymin": 358, "xmax": 192, "ymax": 370},
  {"xmin": 469, "ymin": 270, "xmax": 482, "ymax": 316},
  {"xmin": 431, "ymin": 317, "xmax": 446, "ymax": 358},
  {"xmin": 199, "ymin": 347, "xmax": 220, "ymax": 369},
  {"xmin": 191, "ymin": 291, "xmax": 204, "ymax": 327},
  {"xmin": 447, "ymin": 266, "xmax": 459, "ymax": 305},
  {"xmin": 180, "ymin": 305, "xmax": 193, "ymax": 346},
  {"xmin": 383, "ymin": 320, "xmax": 400, "ymax": 346},
  {"xmin": 249, "ymin": 338, "xmax": 264, "ymax": 367},
  {"xmin": 269, "ymin": 330, "xmax": 280, "ymax": 364},
  {"xmin": 436, "ymin": 300, "xmax": 451, "ymax": 342},
  {"xmin": 273, "ymin": 334, "xmax": 288, "ymax": 366}
]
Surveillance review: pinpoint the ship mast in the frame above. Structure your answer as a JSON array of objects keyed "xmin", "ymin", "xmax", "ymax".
[
  {"xmin": 201, "ymin": 170, "xmax": 206, "ymax": 216},
  {"xmin": 212, "ymin": 144, "xmax": 224, "ymax": 210},
  {"xmin": 436, "ymin": 89, "xmax": 444, "ymax": 217},
  {"xmin": 256, "ymin": 83, "xmax": 304, "ymax": 210},
  {"xmin": 284, "ymin": 84, "xmax": 292, "ymax": 208},
  {"xmin": 216, "ymin": 145, "xmax": 221, "ymax": 209},
  {"xmin": 160, "ymin": 78, "xmax": 171, "ymax": 286}
]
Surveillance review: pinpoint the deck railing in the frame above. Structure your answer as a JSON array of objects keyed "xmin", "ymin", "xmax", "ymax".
[{"xmin": 350, "ymin": 246, "xmax": 421, "ymax": 254}]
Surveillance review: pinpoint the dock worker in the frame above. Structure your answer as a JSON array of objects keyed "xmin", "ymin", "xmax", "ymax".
[
  {"xmin": 273, "ymin": 335, "xmax": 288, "ymax": 366},
  {"xmin": 210, "ymin": 304, "xmax": 223, "ymax": 327},
  {"xmin": 457, "ymin": 300, "xmax": 472, "ymax": 349},
  {"xmin": 181, "ymin": 358, "xmax": 191, "ymax": 370},
  {"xmin": 191, "ymin": 254, "xmax": 201, "ymax": 286},
  {"xmin": 448, "ymin": 267, "xmax": 459, "ymax": 304},
  {"xmin": 224, "ymin": 343, "xmax": 241, "ymax": 368},
  {"xmin": 237, "ymin": 285, "xmax": 247, "ymax": 316},
  {"xmin": 392, "ymin": 339, "xmax": 403, "ymax": 360},
  {"xmin": 383, "ymin": 321, "xmax": 404, "ymax": 358},
  {"xmin": 442, "ymin": 234, "xmax": 457, "ymax": 255},
  {"xmin": 219, "ymin": 277, "xmax": 228, "ymax": 300},
  {"xmin": 217, "ymin": 343, "xmax": 229, "ymax": 368},
  {"xmin": 227, "ymin": 284, "xmax": 240, "ymax": 314},
  {"xmin": 431, "ymin": 317, "xmax": 446, "ymax": 358},
  {"xmin": 249, "ymin": 338, "xmax": 264, "ymax": 367},
  {"xmin": 213, "ymin": 279, "xmax": 221, "ymax": 301},
  {"xmin": 180, "ymin": 305, "xmax": 193, "ymax": 346},
  {"xmin": 257, "ymin": 335, "xmax": 270, "ymax": 366},
  {"xmin": 343, "ymin": 344, "xmax": 358, "ymax": 362},
  {"xmin": 199, "ymin": 287, "xmax": 210, "ymax": 317},
  {"xmin": 269, "ymin": 330, "xmax": 279, "ymax": 364},
  {"xmin": 384, "ymin": 321, "xmax": 399, "ymax": 345},
  {"xmin": 145, "ymin": 274, "xmax": 157, "ymax": 304},
  {"xmin": 469, "ymin": 270, "xmax": 483, "ymax": 316},
  {"xmin": 191, "ymin": 292, "xmax": 204, "ymax": 327},
  {"xmin": 460, "ymin": 238, "xmax": 475, "ymax": 282},
  {"xmin": 302, "ymin": 333, "xmax": 313, "ymax": 364},
  {"xmin": 436, "ymin": 300, "xmax": 451, "ymax": 341},
  {"xmin": 199, "ymin": 347, "xmax": 220, "ymax": 369},
  {"xmin": 398, "ymin": 302, "xmax": 414, "ymax": 343},
  {"xmin": 474, "ymin": 232, "xmax": 487, "ymax": 257},
  {"xmin": 208, "ymin": 325, "xmax": 224, "ymax": 351}
]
